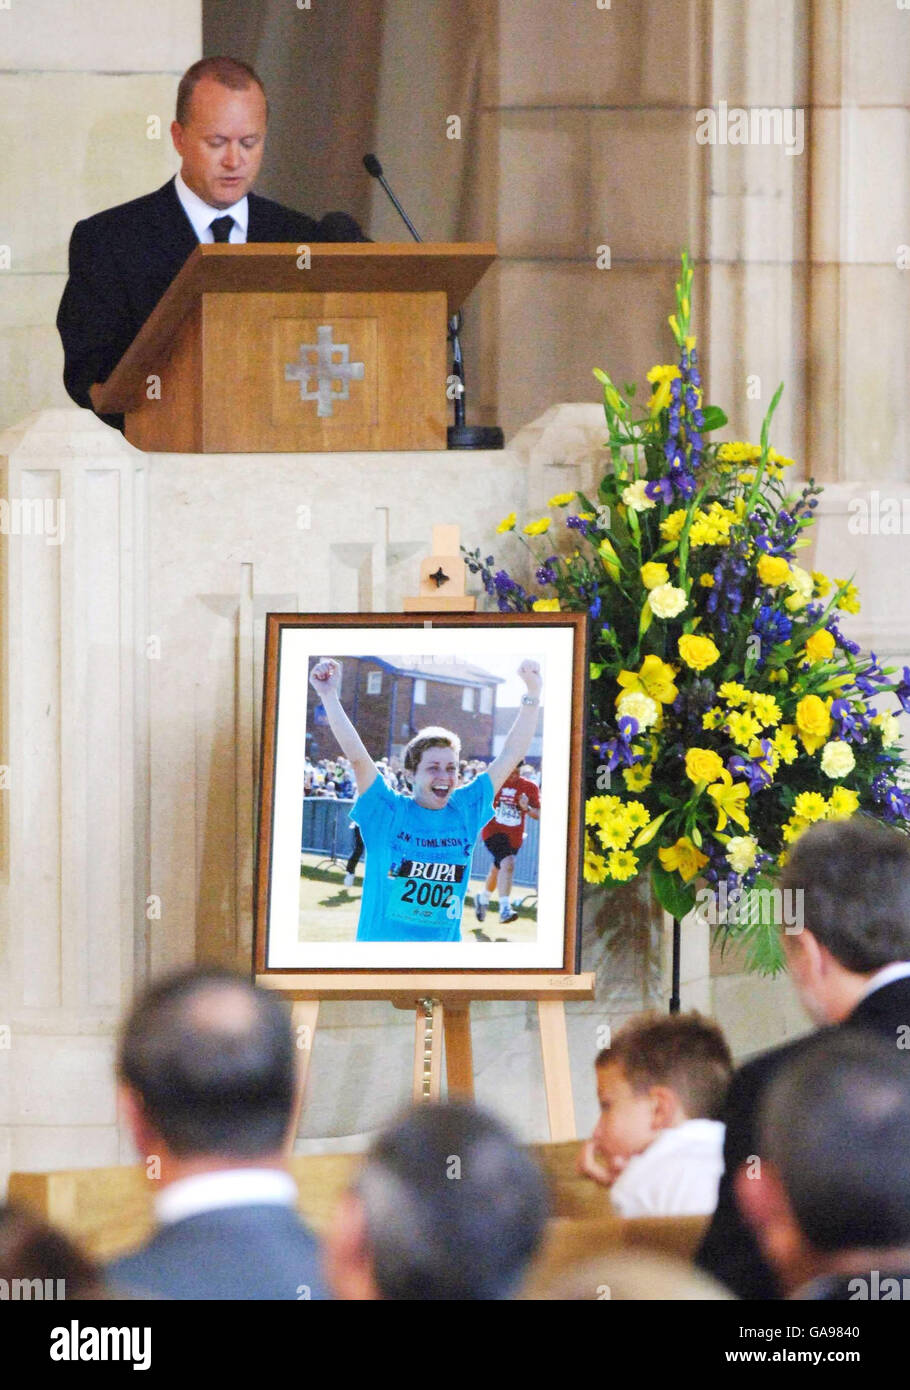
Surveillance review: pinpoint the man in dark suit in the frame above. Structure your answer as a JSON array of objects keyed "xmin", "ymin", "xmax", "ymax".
[
  {"xmin": 107, "ymin": 965, "xmax": 326, "ymax": 1300},
  {"xmin": 738, "ymin": 1031, "xmax": 910, "ymax": 1300},
  {"xmin": 697, "ymin": 817, "xmax": 910, "ymax": 1299},
  {"xmin": 57, "ymin": 56, "xmax": 366, "ymax": 432}
]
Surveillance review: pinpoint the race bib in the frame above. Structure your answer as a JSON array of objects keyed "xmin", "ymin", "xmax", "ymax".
[
  {"xmin": 387, "ymin": 859, "xmax": 466, "ymax": 928},
  {"xmin": 494, "ymin": 800, "xmax": 522, "ymax": 827}
]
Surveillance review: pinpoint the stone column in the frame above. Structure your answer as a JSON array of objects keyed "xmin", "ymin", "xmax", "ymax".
[{"xmin": 0, "ymin": 411, "xmax": 147, "ymax": 1184}]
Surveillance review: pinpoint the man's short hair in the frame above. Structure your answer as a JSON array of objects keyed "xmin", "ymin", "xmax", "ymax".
[
  {"xmin": 759, "ymin": 1029, "xmax": 910, "ymax": 1252},
  {"xmin": 176, "ymin": 56, "xmax": 268, "ymax": 126},
  {"xmin": 596, "ymin": 1012, "xmax": 732, "ymax": 1120},
  {"xmin": 117, "ymin": 966, "xmax": 296, "ymax": 1158},
  {"xmin": 782, "ymin": 817, "xmax": 910, "ymax": 972},
  {"xmin": 356, "ymin": 1101, "xmax": 548, "ymax": 1300},
  {"xmin": 402, "ymin": 727, "xmax": 461, "ymax": 775}
]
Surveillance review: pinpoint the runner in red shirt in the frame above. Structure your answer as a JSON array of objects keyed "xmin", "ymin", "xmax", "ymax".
[{"xmin": 475, "ymin": 765, "xmax": 540, "ymax": 925}]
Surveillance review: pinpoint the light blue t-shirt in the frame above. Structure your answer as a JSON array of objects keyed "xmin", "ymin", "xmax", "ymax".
[{"xmin": 350, "ymin": 773, "xmax": 495, "ymax": 942}]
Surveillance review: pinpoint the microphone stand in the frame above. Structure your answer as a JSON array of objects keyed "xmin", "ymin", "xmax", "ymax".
[{"xmin": 364, "ymin": 153, "xmax": 503, "ymax": 450}]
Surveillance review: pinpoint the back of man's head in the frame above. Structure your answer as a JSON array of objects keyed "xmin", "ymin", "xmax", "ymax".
[
  {"xmin": 356, "ymin": 1101, "xmax": 549, "ymax": 1300},
  {"xmin": 118, "ymin": 967, "xmax": 296, "ymax": 1159},
  {"xmin": 760, "ymin": 1029, "xmax": 910, "ymax": 1254},
  {"xmin": 782, "ymin": 817, "xmax": 910, "ymax": 972}
]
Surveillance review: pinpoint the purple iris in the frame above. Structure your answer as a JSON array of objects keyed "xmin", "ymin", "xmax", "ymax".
[
  {"xmin": 728, "ymin": 740, "xmax": 775, "ymax": 793},
  {"xmin": 645, "ymin": 477, "xmax": 674, "ymax": 506},
  {"xmin": 597, "ymin": 716, "xmax": 641, "ymax": 772},
  {"xmin": 895, "ymin": 666, "xmax": 910, "ymax": 716}
]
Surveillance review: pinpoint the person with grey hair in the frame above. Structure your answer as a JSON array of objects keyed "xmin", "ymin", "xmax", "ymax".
[
  {"xmin": 107, "ymin": 965, "xmax": 325, "ymax": 1300},
  {"xmin": 737, "ymin": 1030, "xmax": 910, "ymax": 1300},
  {"xmin": 697, "ymin": 816, "xmax": 910, "ymax": 1298},
  {"xmin": 324, "ymin": 1100, "xmax": 549, "ymax": 1299}
]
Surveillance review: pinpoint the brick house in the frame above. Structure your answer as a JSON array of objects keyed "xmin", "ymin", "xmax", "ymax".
[{"xmin": 307, "ymin": 654, "xmax": 502, "ymax": 763}]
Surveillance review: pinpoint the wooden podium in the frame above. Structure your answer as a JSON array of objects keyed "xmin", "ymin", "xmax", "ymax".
[{"xmin": 90, "ymin": 242, "xmax": 496, "ymax": 454}]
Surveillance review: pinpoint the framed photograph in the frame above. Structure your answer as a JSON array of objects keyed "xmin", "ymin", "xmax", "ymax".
[{"xmin": 254, "ymin": 612, "xmax": 588, "ymax": 974}]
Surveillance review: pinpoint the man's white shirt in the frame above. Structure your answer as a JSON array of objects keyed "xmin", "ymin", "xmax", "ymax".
[
  {"xmin": 608, "ymin": 1118, "xmax": 725, "ymax": 1218},
  {"xmin": 174, "ymin": 172, "xmax": 249, "ymax": 243},
  {"xmin": 155, "ymin": 1168, "xmax": 297, "ymax": 1225}
]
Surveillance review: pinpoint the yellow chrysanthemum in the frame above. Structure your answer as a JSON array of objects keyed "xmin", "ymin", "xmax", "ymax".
[
  {"xmin": 726, "ymin": 709, "xmax": 762, "ymax": 747},
  {"xmin": 719, "ymin": 681, "xmax": 751, "ymax": 707},
  {"xmin": 607, "ymin": 849, "xmax": 639, "ymax": 882},
  {"xmin": 660, "ymin": 509, "xmax": 688, "ymax": 543},
  {"xmin": 793, "ymin": 792, "xmax": 828, "ymax": 823},
  {"xmin": 585, "ymin": 794, "xmax": 622, "ymax": 827},
  {"xmin": 702, "ymin": 707, "xmax": 725, "ymax": 731},
  {"xmin": 623, "ymin": 800, "xmax": 651, "ymax": 831},
  {"xmin": 623, "ymin": 763, "xmax": 653, "ymax": 792},
  {"xmin": 584, "ymin": 848, "xmax": 609, "ymax": 884},
  {"xmin": 599, "ymin": 816, "xmax": 633, "ymax": 851},
  {"xmin": 834, "ymin": 579, "xmax": 860, "ymax": 614},
  {"xmin": 812, "ymin": 571, "xmax": 832, "ymax": 598},
  {"xmin": 497, "ymin": 512, "xmax": 517, "ymax": 533},
  {"xmin": 827, "ymin": 786, "xmax": 860, "ymax": 820},
  {"xmin": 548, "ymin": 491, "xmax": 576, "ymax": 507},
  {"xmin": 523, "ymin": 517, "xmax": 551, "ymax": 536},
  {"xmin": 658, "ymin": 835, "xmax": 709, "ymax": 884},
  {"xmin": 532, "ymin": 598, "xmax": 561, "ymax": 612},
  {"xmin": 717, "ymin": 441, "xmax": 762, "ymax": 464},
  {"xmin": 772, "ymin": 725, "xmax": 799, "ymax": 764},
  {"xmin": 677, "ymin": 634, "xmax": 720, "ymax": 672},
  {"xmin": 750, "ymin": 693, "xmax": 782, "ymax": 728},
  {"xmin": 782, "ymin": 815, "xmax": 809, "ymax": 845},
  {"xmin": 699, "ymin": 573, "xmax": 715, "ymax": 588}
]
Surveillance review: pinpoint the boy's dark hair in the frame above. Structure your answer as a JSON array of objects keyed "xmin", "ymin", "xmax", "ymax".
[
  {"xmin": 760, "ymin": 1030, "xmax": 910, "ymax": 1252},
  {"xmin": 176, "ymin": 56, "xmax": 268, "ymax": 125},
  {"xmin": 782, "ymin": 817, "xmax": 910, "ymax": 972},
  {"xmin": 403, "ymin": 727, "xmax": 461, "ymax": 775},
  {"xmin": 357, "ymin": 1101, "xmax": 549, "ymax": 1300},
  {"xmin": 118, "ymin": 966, "xmax": 296, "ymax": 1158},
  {"xmin": 596, "ymin": 1012, "xmax": 732, "ymax": 1120}
]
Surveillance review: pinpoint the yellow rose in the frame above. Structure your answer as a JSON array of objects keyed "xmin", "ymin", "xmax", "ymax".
[
  {"xmin": 795, "ymin": 694, "xmax": 832, "ymax": 754},
  {"xmin": 805, "ymin": 629, "xmax": 836, "ymax": 664},
  {"xmin": 685, "ymin": 748, "xmax": 726, "ymax": 784},
  {"xmin": 640, "ymin": 562, "xmax": 669, "ymax": 590},
  {"xmin": 757, "ymin": 554, "xmax": 791, "ymax": 587},
  {"xmin": 677, "ymin": 633, "xmax": 720, "ymax": 671}
]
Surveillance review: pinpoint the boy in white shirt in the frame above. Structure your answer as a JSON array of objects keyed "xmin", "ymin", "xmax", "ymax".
[{"xmin": 578, "ymin": 1012, "xmax": 732, "ymax": 1218}]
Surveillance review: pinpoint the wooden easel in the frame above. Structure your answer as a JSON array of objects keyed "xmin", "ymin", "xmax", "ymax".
[{"xmin": 257, "ymin": 972, "xmax": 595, "ymax": 1140}]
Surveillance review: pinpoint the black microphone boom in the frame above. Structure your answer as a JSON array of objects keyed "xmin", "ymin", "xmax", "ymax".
[{"xmin": 363, "ymin": 152, "xmax": 503, "ymax": 450}]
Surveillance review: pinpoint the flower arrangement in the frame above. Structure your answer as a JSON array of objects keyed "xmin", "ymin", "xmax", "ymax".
[{"xmin": 464, "ymin": 253, "xmax": 910, "ymax": 972}]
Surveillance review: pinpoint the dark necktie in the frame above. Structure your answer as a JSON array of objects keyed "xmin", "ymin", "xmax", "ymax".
[{"xmin": 209, "ymin": 215, "xmax": 235, "ymax": 243}]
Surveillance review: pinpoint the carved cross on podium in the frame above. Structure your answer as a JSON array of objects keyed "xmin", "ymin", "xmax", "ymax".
[
  {"xmin": 284, "ymin": 326, "xmax": 365, "ymax": 417},
  {"xmin": 404, "ymin": 525, "xmax": 476, "ymax": 612}
]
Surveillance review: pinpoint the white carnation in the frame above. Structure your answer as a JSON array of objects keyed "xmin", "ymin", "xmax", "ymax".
[
  {"xmin": 648, "ymin": 583, "xmax": 688, "ymax": 620},
  {"xmin": 820, "ymin": 739, "xmax": 856, "ymax": 779},
  {"xmin": 726, "ymin": 835, "xmax": 758, "ymax": 874},
  {"xmin": 622, "ymin": 480, "xmax": 655, "ymax": 513},
  {"xmin": 617, "ymin": 691, "xmax": 660, "ymax": 730}
]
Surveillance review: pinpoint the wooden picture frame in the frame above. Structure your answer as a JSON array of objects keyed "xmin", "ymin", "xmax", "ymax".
[{"xmin": 254, "ymin": 611, "xmax": 588, "ymax": 976}]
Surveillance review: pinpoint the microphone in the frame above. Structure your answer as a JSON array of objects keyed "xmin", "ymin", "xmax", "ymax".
[
  {"xmin": 363, "ymin": 153, "xmax": 503, "ymax": 450},
  {"xmin": 362, "ymin": 154, "xmax": 422, "ymax": 243}
]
